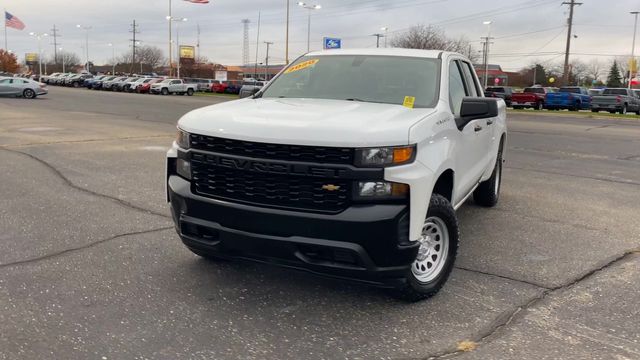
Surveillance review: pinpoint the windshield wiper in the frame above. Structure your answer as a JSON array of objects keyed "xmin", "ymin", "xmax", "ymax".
[{"xmin": 344, "ymin": 98, "xmax": 366, "ymax": 102}]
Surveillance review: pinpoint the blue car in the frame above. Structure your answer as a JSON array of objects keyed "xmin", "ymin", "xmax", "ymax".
[{"xmin": 545, "ymin": 87, "xmax": 591, "ymax": 111}]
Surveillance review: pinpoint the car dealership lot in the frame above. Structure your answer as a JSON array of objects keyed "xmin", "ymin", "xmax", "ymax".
[{"xmin": 1, "ymin": 87, "xmax": 639, "ymax": 359}]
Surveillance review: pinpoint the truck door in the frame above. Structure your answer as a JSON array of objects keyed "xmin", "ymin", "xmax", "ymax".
[{"xmin": 449, "ymin": 60, "xmax": 493, "ymax": 204}]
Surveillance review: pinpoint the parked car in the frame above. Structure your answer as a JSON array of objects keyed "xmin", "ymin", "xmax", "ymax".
[
  {"xmin": 484, "ymin": 86, "xmax": 514, "ymax": 107},
  {"xmin": 114, "ymin": 77, "xmax": 139, "ymax": 92},
  {"xmin": 589, "ymin": 88, "xmax": 604, "ymax": 96},
  {"xmin": 545, "ymin": 86, "xmax": 591, "ymax": 110},
  {"xmin": 84, "ymin": 75, "xmax": 107, "ymax": 89},
  {"xmin": 591, "ymin": 88, "xmax": 640, "ymax": 114},
  {"xmin": 125, "ymin": 77, "xmax": 147, "ymax": 92},
  {"xmin": 166, "ymin": 49, "xmax": 507, "ymax": 300},
  {"xmin": 0, "ymin": 77, "xmax": 48, "ymax": 98},
  {"xmin": 238, "ymin": 80, "xmax": 265, "ymax": 98},
  {"xmin": 101, "ymin": 76, "xmax": 128, "ymax": 91},
  {"xmin": 224, "ymin": 80, "xmax": 242, "ymax": 94},
  {"xmin": 51, "ymin": 73, "xmax": 73, "ymax": 85},
  {"xmin": 92, "ymin": 75, "xmax": 116, "ymax": 90},
  {"xmin": 65, "ymin": 74, "xmax": 93, "ymax": 87},
  {"xmin": 211, "ymin": 80, "xmax": 228, "ymax": 93},
  {"xmin": 196, "ymin": 79, "xmax": 215, "ymax": 92},
  {"xmin": 150, "ymin": 78, "xmax": 197, "ymax": 95},
  {"xmin": 511, "ymin": 87, "xmax": 554, "ymax": 110},
  {"xmin": 135, "ymin": 78, "xmax": 162, "ymax": 93},
  {"xmin": 41, "ymin": 72, "xmax": 61, "ymax": 84}
]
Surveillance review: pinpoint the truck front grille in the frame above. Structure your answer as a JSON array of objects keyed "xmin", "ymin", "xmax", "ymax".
[
  {"xmin": 190, "ymin": 134, "xmax": 354, "ymax": 165},
  {"xmin": 190, "ymin": 152, "xmax": 351, "ymax": 212}
]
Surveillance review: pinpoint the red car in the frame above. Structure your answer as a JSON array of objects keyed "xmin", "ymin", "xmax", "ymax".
[
  {"xmin": 511, "ymin": 87, "xmax": 555, "ymax": 110},
  {"xmin": 211, "ymin": 80, "xmax": 228, "ymax": 93},
  {"xmin": 136, "ymin": 78, "xmax": 162, "ymax": 94}
]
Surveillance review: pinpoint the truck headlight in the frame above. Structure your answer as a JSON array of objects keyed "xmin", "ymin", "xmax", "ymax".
[
  {"xmin": 356, "ymin": 181, "xmax": 408, "ymax": 199},
  {"xmin": 355, "ymin": 145, "xmax": 415, "ymax": 167},
  {"xmin": 176, "ymin": 128, "xmax": 190, "ymax": 149},
  {"xmin": 176, "ymin": 158, "xmax": 191, "ymax": 180}
]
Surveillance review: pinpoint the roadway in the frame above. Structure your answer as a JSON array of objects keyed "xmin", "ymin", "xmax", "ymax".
[{"xmin": 1, "ymin": 86, "xmax": 639, "ymax": 359}]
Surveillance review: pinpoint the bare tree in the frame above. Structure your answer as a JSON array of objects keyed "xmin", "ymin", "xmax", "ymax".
[
  {"xmin": 137, "ymin": 45, "xmax": 165, "ymax": 70},
  {"xmin": 586, "ymin": 59, "xmax": 604, "ymax": 81},
  {"xmin": 391, "ymin": 25, "xmax": 479, "ymax": 63}
]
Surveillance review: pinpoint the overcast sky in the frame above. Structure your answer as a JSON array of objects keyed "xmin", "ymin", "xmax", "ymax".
[{"xmin": 3, "ymin": 0, "xmax": 639, "ymax": 71}]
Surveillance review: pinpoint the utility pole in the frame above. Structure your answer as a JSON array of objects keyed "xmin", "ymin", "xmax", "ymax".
[
  {"xmin": 254, "ymin": 12, "xmax": 261, "ymax": 79},
  {"xmin": 196, "ymin": 23, "xmax": 200, "ymax": 62},
  {"xmin": 372, "ymin": 33, "xmax": 384, "ymax": 48},
  {"xmin": 533, "ymin": 65, "xmax": 538, "ymax": 86},
  {"xmin": 285, "ymin": 0, "xmax": 290, "ymax": 64},
  {"xmin": 129, "ymin": 20, "xmax": 140, "ymax": 74},
  {"xmin": 482, "ymin": 20, "xmax": 493, "ymax": 89},
  {"xmin": 562, "ymin": 0, "xmax": 582, "ymax": 86},
  {"xmin": 629, "ymin": 11, "xmax": 639, "ymax": 89},
  {"xmin": 50, "ymin": 25, "xmax": 60, "ymax": 64},
  {"xmin": 264, "ymin": 41, "xmax": 272, "ymax": 81}
]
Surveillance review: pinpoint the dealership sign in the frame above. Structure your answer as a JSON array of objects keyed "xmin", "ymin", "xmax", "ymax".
[
  {"xmin": 323, "ymin": 37, "xmax": 341, "ymax": 50},
  {"xmin": 179, "ymin": 45, "xmax": 195, "ymax": 60}
]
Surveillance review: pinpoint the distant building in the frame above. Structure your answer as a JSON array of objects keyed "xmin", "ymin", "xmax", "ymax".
[{"xmin": 474, "ymin": 64, "xmax": 519, "ymax": 87}]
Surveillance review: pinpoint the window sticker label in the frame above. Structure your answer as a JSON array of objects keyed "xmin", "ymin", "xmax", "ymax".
[
  {"xmin": 403, "ymin": 96, "xmax": 416, "ymax": 108},
  {"xmin": 284, "ymin": 59, "xmax": 320, "ymax": 74}
]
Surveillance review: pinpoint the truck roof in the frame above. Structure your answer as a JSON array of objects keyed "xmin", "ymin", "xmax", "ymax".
[{"xmin": 306, "ymin": 48, "xmax": 452, "ymax": 59}]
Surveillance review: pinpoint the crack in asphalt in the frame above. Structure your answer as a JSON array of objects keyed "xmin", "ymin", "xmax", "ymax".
[
  {"xmin": 425, "ymin": 249, "xmax": 640, "ymax": 359},
  {"xmin": 0, "ymin": 134, "xmax": 173, "ymax": 148},
  {"xmin": 0, "ymin": 227, "xmax": 173, "ymax": 269},
  {"xmin": 506, "ymin": 165, "xmax": 640, "ymax": 186},
  {"xmin": 0, "ymin": 148, "xmax": 171, "ymax": 219},
  {"xmin": 454, "ymin": 266, "xmax": 549, "ymax": 290}
]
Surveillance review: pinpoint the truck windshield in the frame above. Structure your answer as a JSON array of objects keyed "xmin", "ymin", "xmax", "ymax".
[
  {"xmin": 559, "ymin": 87, "xmax": 581, "ymax": 93},
  {"xmin": 602, "ymin": 89, "xmax": 628, "ymax": 95},
  {"xmin": 262, "ymin": 55, "xmax": 440, "ymax": 108},
  {"xmin": 523, "ymin": 87, "xmax": 545, "ymax": 94}
]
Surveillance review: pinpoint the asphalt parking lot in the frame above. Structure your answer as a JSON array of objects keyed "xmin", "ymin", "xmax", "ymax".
[{"xmin": 1, "ymin": 87, "xmax": 639, "ymax": 359}]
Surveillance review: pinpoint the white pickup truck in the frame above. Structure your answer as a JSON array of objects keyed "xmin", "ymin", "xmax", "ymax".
[
  {"xmin": 151, "ymin": 78, "xmax": 196, "ymax": 96},
  {"xmin": 166, "ymin": 49, "xmax": 507, "ymax": 300}
]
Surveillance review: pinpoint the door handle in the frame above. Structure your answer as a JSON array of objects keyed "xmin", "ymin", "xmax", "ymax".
[
  {"xmin": 474, "ymin": 124, "xmax": 483, "ymax": 132},
  {"xmin": 486, "ymin": 119, "xmax": 494, "ymax": 125}
]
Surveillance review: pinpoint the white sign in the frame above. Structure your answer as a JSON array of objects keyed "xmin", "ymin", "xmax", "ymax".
[{"xmin": 215, "ymin": 71, "xmax": 228, "ymax": 81}]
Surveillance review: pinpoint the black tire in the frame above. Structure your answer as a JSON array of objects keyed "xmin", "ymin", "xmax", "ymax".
[
  {"xmin": 619, "ymin": 104, "xmax": 628, "ymax": 115},
  {"xmin": 23, "ymin": 88, "xmax": 36, "ymax": 99},
  {"xmin": 72, "ymin": 81, "xmax": 80, "ymax": 88},
  {"xmin": 161, "ymin": 88, "xmax": 169, "ymax": 95},
  {"xmin": 591, "ymin": 109, "xmax": 599, "ymax": 113},
  {"xmin": 535, "ymin": 102, "xmax": 544, "ymax": 111},
  {"xmin": 512, "ymin": 105, "xmax": 522, "ymax": 110},
  {"xmin": 395, "ymin": 194, "xmax": 459, "ymax": 302},
  {"xmin": 187, "ymin": 88, "xmax": 194, "ymax": 96},
  {"xmin": 473, "ymin": 140, "xmax": 503, "ymax": 207}
]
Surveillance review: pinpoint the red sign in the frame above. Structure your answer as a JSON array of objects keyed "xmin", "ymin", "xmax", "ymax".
[{"xmin": 494, "ymin": 78, "xmax": 500, "ymax": 85}]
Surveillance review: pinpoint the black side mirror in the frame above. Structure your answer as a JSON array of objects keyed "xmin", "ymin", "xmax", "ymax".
[{"xmin": 457, "ymin": 97, "xmax": 499, "ymax": 130}]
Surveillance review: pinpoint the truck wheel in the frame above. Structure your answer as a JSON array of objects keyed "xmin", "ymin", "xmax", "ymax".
[
  {"xmin": 620, "ymin": 104, "xmax": 627, "ymax": 115},
  {"xmin": 473, "ymin": 141, "xmax": 503, "ymax": 207},
  {"xmin": 591, "ymin": 109, "xmax": 599, "ymax": 113},
  {"xmin": 187, "ymin": 88, "xmax": 194, "ymax": 96},
  {"xmin": 396, "ymin": 194, "xmax": 459, "ymax": 302},
  {"xmin": 161, "ymin": 88, "xmax": 169, "ymax": 95},
  {"xmin": 536, "ymin": 102, "xmax": 544, "ymax": 110}
]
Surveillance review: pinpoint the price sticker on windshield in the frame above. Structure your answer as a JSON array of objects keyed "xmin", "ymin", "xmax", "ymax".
[
  {"xmin": 403, "ymin": 96, "xmax": 416, "ymax": 109},
  {"xmin": 284, "ymin": 59, "xmax": 319, "ymax": 74}
]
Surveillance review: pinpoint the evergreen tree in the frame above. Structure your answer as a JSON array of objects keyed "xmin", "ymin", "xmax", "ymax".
[{"xmin": 607, "ymin": 60, "xmax": 623, "ymax": 87}]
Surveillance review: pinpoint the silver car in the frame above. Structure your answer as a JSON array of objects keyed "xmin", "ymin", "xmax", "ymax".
[
  {"xmin": 238, "ymin": 80, "xmax": 265, "ymax": 98},
  {"xmin": 0, "ymin": 77, "xmax": 48, "ymax": 98}
]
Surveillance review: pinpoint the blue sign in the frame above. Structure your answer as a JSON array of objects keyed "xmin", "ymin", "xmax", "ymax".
[{"xmin": 323, "ymin": 37, "xmax": 342, "ymax": 50}]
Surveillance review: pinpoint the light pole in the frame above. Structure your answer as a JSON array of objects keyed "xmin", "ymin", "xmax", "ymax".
[
  {"xmin": 381, "ymin": 27, "xmax": 389, "ymax": 47},
  {"xmin": 29, "ymin": 32, "xmax": 48, "ymax": 80},
  {"xmin": 630, "ymin": 11, "xmax": 639, "ymax": 89},
  {"xmin": 285, "ymin": 0, "xmax": 290, "ymax": 64},
  {"xmin": 482, "ymin": 20, "xmax": 492, "ymax": 89},
  {"xmin": 76, "ymin": 24, "xmax": 92, "ymax": 73},
  {"xmin": 264, "ymin": 41, "xmax": 273, "ymax": 81},
  {"xmin": 108, "ymin": 43, "xmax": 115, "ymax": 74},
  {"xmin": 59, "ymin": 47, "xmax": 65, "ymax": 73},
  {"xmin": 298, "ymin": 2, "xmax": 321, "ymax": 53},
  {"xmin": 167, "ymin": 16, "xmax": 187, "ymax": 78}
]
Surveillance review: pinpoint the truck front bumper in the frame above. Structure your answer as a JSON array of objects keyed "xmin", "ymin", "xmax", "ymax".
[{"xmin": 168, "ymin": 175, "xmax": 419, "ymax": 288}]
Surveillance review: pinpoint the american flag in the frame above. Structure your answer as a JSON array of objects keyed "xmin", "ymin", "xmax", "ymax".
[
  {"xmin": 183, "ymin": 0, "xmax": 210, "ymax": 3},
  {"xmin": 5, "ymin": 11, "xmax": 25, "ymax": 30}
]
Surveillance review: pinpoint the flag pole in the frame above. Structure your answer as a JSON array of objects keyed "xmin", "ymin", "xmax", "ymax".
[{"xmin": 4, "ymin": 9, "xmax": 8, "ymax": 50}]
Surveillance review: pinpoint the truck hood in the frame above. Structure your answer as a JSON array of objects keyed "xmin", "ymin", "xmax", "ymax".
[{"xmin": 178, "ymin": 98, "xmax": 436, "ymax": 147}]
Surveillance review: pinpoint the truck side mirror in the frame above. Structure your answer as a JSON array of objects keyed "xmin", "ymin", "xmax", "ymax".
[{"xmin": 457, "ymin": 97, "xmax": 500, "ymax": 130}]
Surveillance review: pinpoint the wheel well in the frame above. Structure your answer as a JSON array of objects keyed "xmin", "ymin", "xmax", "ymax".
[{"xmin": 432, "ymin": 169, "xmax": 454, "ymax": 202}]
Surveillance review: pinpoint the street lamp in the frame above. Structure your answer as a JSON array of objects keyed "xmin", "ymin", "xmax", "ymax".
[
  {"xmin": 482, "ymin": 20, "xmax": 492, "ymax": 89},
  {"xmin": 298, "ymin": 2, "xmax": 321, "ymax": 53},
  {"xmin": 630, "ymin": 11, "xmax": 639, "ymax": 89},
  {"xmin": 29, "ymin": 32, "xmax": 48, "ymax": 80},
  {"xmin": 108, "ymin": 43, "xmax": 115, "ymax": 75},
  {"xmin": 167, "ymin": 16, "xmax": 187, "ymax": 78},
  {"xmin": 381, "ymin": 27, "xmax": 389, "ymax": 47},
  {"xmin": 76, "ymin": 24, "xmax": 92, "ymax": 73}
]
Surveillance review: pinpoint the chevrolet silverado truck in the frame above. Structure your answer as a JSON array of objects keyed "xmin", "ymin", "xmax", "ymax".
[
  {"xmin": 511, "ymin": 87, "xmax": 554, "ymax": 110},
  {"xmin": 151, "ymin": 78, "xmax": 196, "ymax": 96},
  {"xmin": 545, "ymin": 86, "xmax": 591, "ymax": 111},
  {"xmin": 591, "ymin": 88, "xmax": 640, "ymax": 114},
  {"xmin": 166, "ymin": 49, "xmax": 507, "ymax": 300}
]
